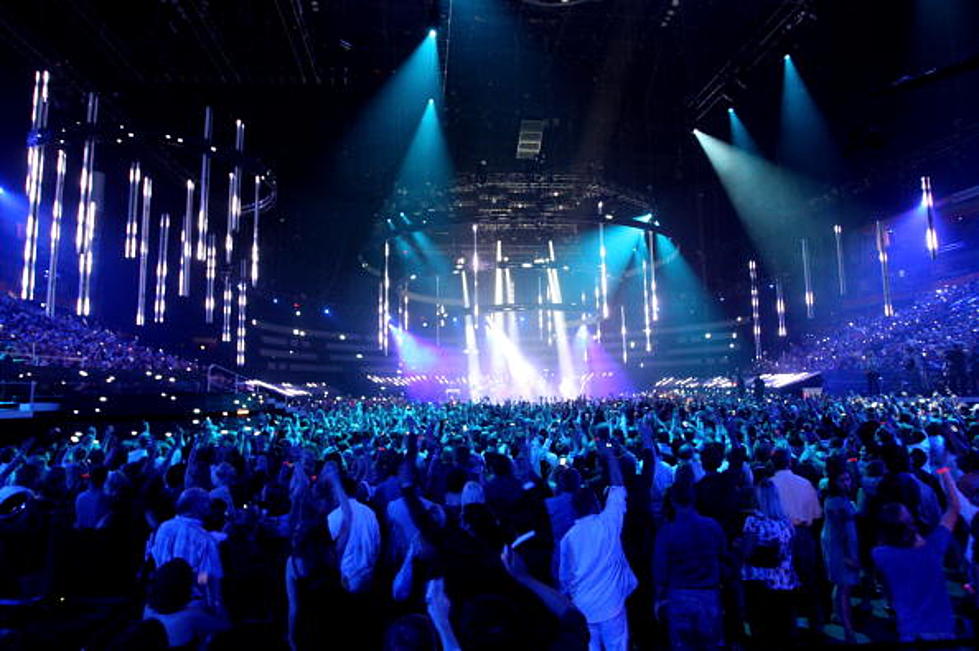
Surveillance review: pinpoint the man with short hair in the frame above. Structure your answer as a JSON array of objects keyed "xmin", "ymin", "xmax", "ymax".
[
  {"xmin": 655, "ymin": 472, "xmax": 726, "ymax": 649},
  {"xmin": 74, "ymin": 465, "xmax": 110, "ymax": 529},
  {"xmin": 149, "ymin": 487, "xmax": 223, "ymax": 608},
  {"xmin": 770, "ymin": 448, "xmax": 822, "ymax": 526},
  {"xmin": 770, "ymin": 447, "xmax": 824, "ymax": 631}
]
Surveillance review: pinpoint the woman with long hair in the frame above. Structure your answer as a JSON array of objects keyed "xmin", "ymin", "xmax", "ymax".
[
  {"xmin": 821, "ymin": 467, "xmax": 859, "ymax": 642},
  {"xmin": 740, "ymin": 479, "xmax": 799, "ymax": 646}
]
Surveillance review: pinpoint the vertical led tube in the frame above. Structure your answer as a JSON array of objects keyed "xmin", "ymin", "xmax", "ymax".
[
  {"xmin": 801, "ymin": 238, "xmax": 814, "ymax": 319},
  {"xmin": 546, "ymin": 239, "xmax": 560, "ymax": 348},
  {"xmin": 377, "ymin": 280, "xmax": 384, "ymax": 349},
  {"xmin": 493, "ymin": 240, "xmax": 504, "ymax": 329},
  {"xmin": 135, "ymin": 177, "xmax": 153, "ymax": 326},
  {"xmin": 504, "ymin": 266, "xmax": 517, "ymax": 344},
  {"xmin": 620, "ymin": 305, "xmax": 628, "ymax": 365},
  {"xmin": 225, "ymin": 171, "xmax": 235, "ymax": 264},
  {"xmin": 124, "ymin": 163, "xmax": 141, "ymax": 259},
  {"xmin": 179, "ymin": 180, "xmax": 194, "ymax": 297},
  {"xmin": 647, "ymin": 231, "xmax": 659, "ymax": 322},
  {"xmin": 435, "ymin": 275, "xmax": 442, "ymax": 347},
  {"xmin": 537, "ymin": 275, "xmax": 545, "ymax": 340},
  {"xmin": 875, "ymin": 220, "xmax": 894, "ymax": 317},
  {"xmin": 461, "ymin": 270, "xmax": 470, "ymax": 314},
  {"xmin": 471, "ymin": 224, "xmax": 480, "ymax": 327},
  {"xmin": 45, "ymin": 150, "xmax": 67, "ymax": 316},
  {"xmin": 545, "ymin": 283, "xmax": 554, "ymax": 347},
  {"xmin": 598, "ymin": 222, "xmax": 609, "ymax": 319},
  {"xmin": 232, "ymin": 120, "xmax": 244, "ymax": 232},
  {"xmin": 383, "ymin": 239, "xmax": 390, "ymax": 354},
  {"xmin": 236, "ymin": 260, "xmax": 247, "ymax": 367},
  {"xmin": 833, "ymin": 224, "xmax": 846, "ymax": 297},
  {"xmin": 775, "ymin": 279, "xmax": 787, "ymax": 337},
  {"xmin": 641, "ymin": 257, "xmax": 652, "ymax": 352},
  {"xmin": 922, "ymin": 176, "xmax": 938, "ymax": 259},
  {"xmin": 748, "ymin": 260, "xmax": 762, "ymax": 360},
  {"xmin": 251, "ymin": 175, "xmax": 260, "ymax": 286},
  {"xmin": 205, "ymin": 234, "xmax": 216, "ymax": 323},
  {"xmin": 196, "ymin": 107, "xmax": 213, "ymax": 261},
  {"xmin": 593, "ymin": 280, "xmax": 602, "ymax": 342},
  {"xmin": 221, "ymin": 273, "xmax": 232, "ymax": 342},
  {"xmin": 21, "ymin": 70, "xmax": 50, "ymax": 301},
  {"xmin": 74, "ymin": 92, "xmax": 98, "ymax": 256},
  {"xmin": 153, "ymin": 213, "xmax": 171, "ymax": 323},
  {"xmin": 403, "ymin": 280, "xmax": 410, "ymax": 331},
  {"xmin": 77, "ymin": 199, "xmax": 97, "ymax": 316}
]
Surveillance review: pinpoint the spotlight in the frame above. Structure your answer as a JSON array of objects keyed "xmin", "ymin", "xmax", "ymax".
[
  {"xmin": 428, "ymin": 29, "xmax": 437, "ymax": 39},
  {"xmin": 784, "ymin": 54, "xmax": 791, "ymax": 61},
  {"xmin": 322, "ymin": 307, "xmax": 331, "ymax": 316},
  {"xmin": 428, "ymin": 98, "xmax": 435, "ymax": 104},
  {"xmin": 727, "ymin": 107, "xmax": 735, "ymax": 114},
  {"xmin": 0, "ymin": 186, "xmax": 5, "ymax": 195}
]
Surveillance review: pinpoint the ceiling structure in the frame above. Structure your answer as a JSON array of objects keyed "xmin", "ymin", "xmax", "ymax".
[{"xmin": 0, "ymin": 0, "xmax": 977, "ymax": 318}]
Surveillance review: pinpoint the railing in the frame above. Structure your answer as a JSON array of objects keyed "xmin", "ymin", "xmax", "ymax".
[
  {"xmin": 0, "ymin": 381, "xmax": 37, "ymax": 404},
  {"xmin": 206, "ymin": 364, "xmax": 249, "ymax": 393}
]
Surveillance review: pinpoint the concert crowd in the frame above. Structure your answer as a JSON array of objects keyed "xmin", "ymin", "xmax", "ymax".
[
  {"xmin": 0, "ymin": 294, "xmax": 198, "ymax": 375},
  {"xmin": 769, "ymin": 279, "xmax": 979, "ymax": 394},
  {"xmin": 2, "ymin": 387, "xmax": 979, "ymax": 650}
]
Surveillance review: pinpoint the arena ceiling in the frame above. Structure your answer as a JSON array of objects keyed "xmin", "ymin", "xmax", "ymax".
[{"xmin": 0, "ymin": 0, "xmax": 977, "ymax": 312}]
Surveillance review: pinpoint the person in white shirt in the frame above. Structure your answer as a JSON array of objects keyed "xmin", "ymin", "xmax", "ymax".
[
  {"xmin": 559, "ymin": 444, "xmax": 637, "ymax": 651},
  {"xmin": 325, "ymin": 463, "xmax": 381, "ymax": 594},
  {"xmin": 770, "ymin": 447, "xmax": 825, "ymax": 629},
  {"xmin": 770, "ymin": 448, "xmax": 822, "ymax": 526}
]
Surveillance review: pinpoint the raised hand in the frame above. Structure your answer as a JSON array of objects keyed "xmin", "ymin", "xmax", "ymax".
[
  {"xmin": 425, "ymin": 577, "xmax": 452, "ymax": 624},
  {"xmin": 501, "ymin": 545, "xmax": 530, "ymax": 582}
]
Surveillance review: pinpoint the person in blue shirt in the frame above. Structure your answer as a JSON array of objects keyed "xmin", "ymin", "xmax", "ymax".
[
  {"xmin": 654, "ymin": 466, "xmax": 726, "ymax": 650},
  {"xmin": 872, "ymin": 468, "xmax": 960, "ymax": 642}
]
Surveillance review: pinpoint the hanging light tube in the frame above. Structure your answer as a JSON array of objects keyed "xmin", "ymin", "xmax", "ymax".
[
  {"xmin": 135, "ymin": 177, "xmax": 153, "ymax": 325},
  {"xmin": 44, "ymin": 149, "xmax": 67, "ymax": 316},
  {"xmin": 153, "ymin": 213, "xmax": 171, "ymax": 323},
  {"xmin": 196, "ymin": 107, "xmax": 213, "ymax": 261},
  {"xmin": 748, "ymin": 259, "xmax": 762, "ymax": 360}
]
